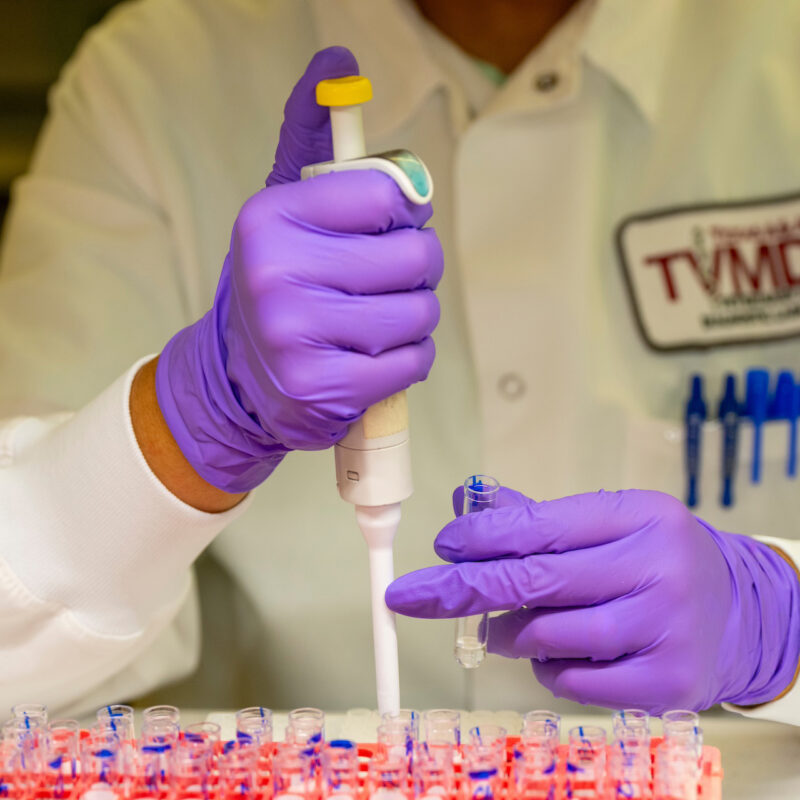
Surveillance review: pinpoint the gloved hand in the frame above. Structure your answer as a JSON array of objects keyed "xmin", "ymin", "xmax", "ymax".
[
  {"xmin": 156, "ymin": 47, "xmax": 443, "ymax": 492},
  {"xmin": 386, "ymin": 487, "xmax": 800, "ymax": 714}
]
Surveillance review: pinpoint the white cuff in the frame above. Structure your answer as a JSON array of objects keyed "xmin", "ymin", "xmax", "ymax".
[
  {"xmin": 722, "ymin": 535, "xmax": 800, "ymax": 726},
  {"xmin": 0, "ymin": 357, "xmax": 251, "ymax": 636}
]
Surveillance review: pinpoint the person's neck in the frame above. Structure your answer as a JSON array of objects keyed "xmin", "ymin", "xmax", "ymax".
[{"xmin": 412, "ymin": 0, "xmax": 581, "ymax": 74}]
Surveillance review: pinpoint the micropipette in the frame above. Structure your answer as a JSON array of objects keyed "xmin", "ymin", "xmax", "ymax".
[{"xmin": 301, "ymin": 74, "xmax": 433, "ymax": 716}]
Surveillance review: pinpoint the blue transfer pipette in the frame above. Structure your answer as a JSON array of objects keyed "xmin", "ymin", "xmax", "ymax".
[
  {"xmin": 790, "ymin": 383, "xmax": 800, "ymax": 478},
  {"xmin": 717, "ymin": 374, "xmax": 739, "ymax": 508},
  {"xmin": 685, "ymin": 375, "xmax": 706, "ymax": 509},
  {"xmin": 771, "ymin": 371, "xmax": 799, "ymax": 478},
  {"xmin": 745, "ymin": 369, "xmax": 770, "ymax": 484}
]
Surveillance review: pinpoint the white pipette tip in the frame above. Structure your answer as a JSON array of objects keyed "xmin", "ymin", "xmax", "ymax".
[{"xmin": 355, "ymin": 503, "xmax": 402, "ymax": 716}]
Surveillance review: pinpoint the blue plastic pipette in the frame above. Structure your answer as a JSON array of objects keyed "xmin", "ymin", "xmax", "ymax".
[
  {"xmin": 771, "ymin": 370, "xmax": 800, "ymax": 478},
  {"xmin": 685, "ymin": 375, "xmax": 706, "ymax": 509},
  {"xmin": 718, "ymin": 374, "xmax": 739, "ymax": 508},
  {"xmin": 791, "ymin": 383, "xmax": 800, "ymax": 478},
  {"xmin": 745, "ymin": 369, "xmax": 770, "ymax": 484}
]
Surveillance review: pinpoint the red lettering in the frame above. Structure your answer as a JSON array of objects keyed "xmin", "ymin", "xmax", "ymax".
[
  {"xmin": 644, "ymin": 249, "xmax": 720, "ymax": 301},
  {"xmin": 724, "ymin": 243, "xmax": 783, "ymax": 295},
  {"xmin": 777, "ymin": 239, "xmax": 800, "ymax": 286},
  {"xmin": 643, "ymin": 250, "xmax": 694, "ymax": 301}
]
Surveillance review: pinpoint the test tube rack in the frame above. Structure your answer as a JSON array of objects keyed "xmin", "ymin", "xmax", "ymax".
[{"xmin": 0, "ymin": 733, "xmax": 722, "ymax": 800}]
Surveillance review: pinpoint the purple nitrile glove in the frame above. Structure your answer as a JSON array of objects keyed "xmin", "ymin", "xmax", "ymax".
[
  {"xmin": 386, "ymin": 487, "xmax": 800, "ymax": 714},
  {"xmin": 156, "ymin": 47, "xmax": 443, "ymax": 492}
]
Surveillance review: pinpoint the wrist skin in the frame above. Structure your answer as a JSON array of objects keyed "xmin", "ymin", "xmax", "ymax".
[{"xmin": 129, "ymin": 357, "xmax": 247, "ymax": 513}]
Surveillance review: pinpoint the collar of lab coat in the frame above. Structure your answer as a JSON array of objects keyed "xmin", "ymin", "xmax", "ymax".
[{"xmin": 309, "ymin": 0, "xmax": 682, "ymax": 136}]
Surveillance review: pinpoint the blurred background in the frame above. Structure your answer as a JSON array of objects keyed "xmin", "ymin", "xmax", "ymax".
[{"xmin": 0, "ymin": 0, "xmax": 122, "ymax": 231}]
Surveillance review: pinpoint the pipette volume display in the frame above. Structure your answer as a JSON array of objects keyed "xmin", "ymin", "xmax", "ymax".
[{"xmin": 455, "ymin": 475, "xmax": 500, "ymax": 669}]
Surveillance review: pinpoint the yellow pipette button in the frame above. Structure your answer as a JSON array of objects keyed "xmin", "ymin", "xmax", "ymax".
[{"xmin": 316, "ymin": 75, "xmax": 373, "ymax": 107}]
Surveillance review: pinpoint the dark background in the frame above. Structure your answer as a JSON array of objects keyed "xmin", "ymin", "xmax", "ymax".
[{"xmin": 0, "ymin": 0, "xmax": 123, "ymax": 231}]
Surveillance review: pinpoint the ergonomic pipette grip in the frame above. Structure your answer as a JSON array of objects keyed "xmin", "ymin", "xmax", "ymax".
[{"xmin": 309, "ymin": 75, "xmax": 431, "ymax": 508}]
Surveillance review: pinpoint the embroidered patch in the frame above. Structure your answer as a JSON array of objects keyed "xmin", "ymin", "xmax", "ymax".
[{"xmin": 616, "ymin": 193, "xmax": 800, "ymax": 350}]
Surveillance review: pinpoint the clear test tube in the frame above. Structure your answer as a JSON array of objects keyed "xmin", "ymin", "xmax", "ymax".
[
  {"xmin": 321, "ymin": 740, "xmax": 359, "ymax": 800},
  {"xmin": 219, "ymin": 740, "xmax": 259, "ymax": 800},
  {"xmin": 462, "ymin": 743, "xmax": 503, "ymax": 800},
  {"xmin": 172, "ymin": 737, "xmax": 212, "ymax": 798},
  {"xmin": 377, "ymin": 721, "xmax": 413, "ymax": 765},
  {"xmin": 81, "ymin": 729, "xmax": 120, "ymax": 789},
  {"xmin": 521, "ymin": 710, "xmax": 561, "ymax": 745},
  {"xmin": 566, "ymin": 725, "xmax": 607, "ymax": 798},
  {"xmin": 381, "ymin": 710, "xmax": 419, "ymax": 742},
  {"xmin": 654, "ymin": 739, "xmax": 699, "ymax": 800},
  {"xmin": 661, "ymin": 709, "xmax": 703, "ymax": 776},
  {"xmin": 512, "ymin": 742, "xmax": 557, "ymax": 800},
  {"xmin": 185, "ymin": 721, "xmax": 222, "ymax": 747},
  {"xmin": 455, "ymin": 475, "xmax": 500, "ymax": 669},
  {"xmin": 184, "ymin": 721, "xmax": 221, "ymax": 774},
  {"xmin": 608, "ymin": 738, "xmax": 650, "ymax": 800},
  {"xmin": 612, "ymin": 709, "xmax": 650, "ymax": 740},
  {"xmin": 12, "ymin": 703, "xmax": 48, "ymax": 727},
  {"xmin": 45, "ymin": 719, "xmax": 80, "ymax": 794},
  {"xmin": 286, "ymin": 708, "xmax": 325, "ymax": 791},
  {"xmin": 661, "ymin": 710, "xmax": 701, "ymax": 743},
  {"xmin": 412, "ymin": 740, "xmax": 454, "ymax": 800},
  {"xmin": 140, "ymin": 719, "xmax": 179, "ymax": 794},
  {"xmin": 286, "ymin": 708, "xmax": 325, "ymax": 746},
  {"xmin": 468, "ymin": 725, "xmax": 507, "ymax": 761},
  {"xmin": 422, "ymin": 710, "xmax": 461, "ymax": 747},
  {"xmin": 96, "ymin": 705, "xmax": 136, "ymax": 781},
  {"xmin": 2, "ymin": 716, "xmax": 44, "ymax": 775},
  {"xmin": 366, "ymin": 753, "xmax": 409, "ymax": 800},
  {"xmin": 97, "ymin": 705, "xmax": 135, "ymax": 742},
  {"xmin": 274, "ymin": 743, "xmax": 315, "ymax": 800},
  {"xmin": 516, "ymin": 713, "xmax": 559, "ymax": 797},
  {"xmin": 142, "ymin": 705, "xmax": 180, "ymax": 726},
  {"xmin": 236, "ymin": 707, "xmax": 274, "ymax": 748},
  {"xmin": 0, "ymin": 721, "xmax": 36, "ymax": 796}
]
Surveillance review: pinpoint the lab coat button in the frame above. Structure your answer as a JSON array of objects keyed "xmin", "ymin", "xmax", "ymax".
[
  {"xmin": 534, "ymin": 71, "xmax": 560, "ymax": 92},
  {"xmin": 498, "ymin": 372, "xmax": 526, "ymax": 400}
]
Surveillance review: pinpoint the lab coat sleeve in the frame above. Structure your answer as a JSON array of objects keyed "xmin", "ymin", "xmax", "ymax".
[
  {"xmin": 0, "ymin": 4, "xmax": 255, "ymax": 712},
  {"xmin": 722, "ymin": 535, "xmax": 800, "ymax": 726},
  {"xmin": 0, "ymin": 358, "xmax": 251, "ymax": 716}
]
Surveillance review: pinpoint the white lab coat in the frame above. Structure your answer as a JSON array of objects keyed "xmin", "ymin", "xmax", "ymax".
[{"xmin": 1, "ymin": 0, "xmax": 800, "ymax": 723}]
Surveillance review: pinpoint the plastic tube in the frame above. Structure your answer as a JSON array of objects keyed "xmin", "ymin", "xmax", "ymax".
[
  {"xmin": 97, "ymin": 705, "xmax": 135, "ymax": 742},
  {"xmin": 142, "ymin": 705, "xmax": 180, "ymax": 726},
  {"xmin": 422, "ymin": 709, "xmax": 461, "ymax": 747},
  {"xmin": 321, "ymin": 740, "xmax": 359, "ymax": 800},
  {"xmin": 274, "ymin": 744, "xmax": 315, "ymax": 800},
  {"xmin": 455, "ymin": 475, "xmax": 500, "ymax": 668},
  {"xmin": 566, "ymin": 725, "xmax": 607, "ymax": 798},
  {"xmin": 236, "ymin": 707, "xmax": 273, "ymax": 747}
]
